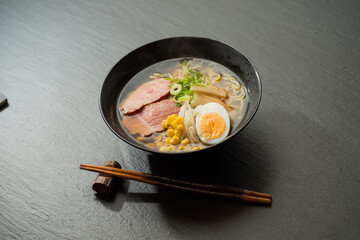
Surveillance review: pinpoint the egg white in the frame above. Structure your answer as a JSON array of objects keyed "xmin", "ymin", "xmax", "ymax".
[{"xmin": 195, "ymin": 103, "xmax": 230, "ymax": 145}]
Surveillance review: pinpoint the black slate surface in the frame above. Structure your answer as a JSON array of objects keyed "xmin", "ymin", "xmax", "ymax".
[{"xmin": 0, "ymin": 0, "xmax": 359, "ymax": 239}]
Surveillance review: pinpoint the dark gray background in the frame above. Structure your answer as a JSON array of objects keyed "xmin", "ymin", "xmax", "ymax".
[{"xmin": 1, "ymin": 0, "xmax": 359, "ymax": 239}]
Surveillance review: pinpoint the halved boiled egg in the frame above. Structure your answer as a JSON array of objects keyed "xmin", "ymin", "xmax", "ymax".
[{"xmin": 194, "ymin": 103, "xmax": 230, "ymax": 145}]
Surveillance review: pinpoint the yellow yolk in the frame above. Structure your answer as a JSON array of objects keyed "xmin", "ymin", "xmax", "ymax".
[{"xmin": 199, "ymin": 113, "xmax": 226, "ymax": 140}]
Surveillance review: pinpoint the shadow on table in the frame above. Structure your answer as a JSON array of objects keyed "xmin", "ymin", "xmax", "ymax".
[
  {"xmin": 94, "ymin": 129, "xmax": 273, "ymax": 222},
  {"xmin": 93, "ymin": 178, "xmax": 130, "ymax": 212},
  {"xmin": 146, "ymin": 129, "xmax": 273, "ymax": 223}
]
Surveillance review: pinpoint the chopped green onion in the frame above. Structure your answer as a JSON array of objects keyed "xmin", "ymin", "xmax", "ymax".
[
  {"xmin": 170, "ymin": 83, "xmax": 182, "ymax": 96},
  {"xmin": 180, "ymin": 58, "xmax": 191, "ymax": 66},
  {"xmin": 178, "ymin": 95, "xmax": 192, "ymax": 102},
  {"xmin": 166, "ymin": 59, "xmax": 221, "ymax": 106}
]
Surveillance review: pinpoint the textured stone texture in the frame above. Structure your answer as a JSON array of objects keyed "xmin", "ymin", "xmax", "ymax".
[{"xmin": 1, "ymin": 0, "xmax": 359, "ymax": 239}]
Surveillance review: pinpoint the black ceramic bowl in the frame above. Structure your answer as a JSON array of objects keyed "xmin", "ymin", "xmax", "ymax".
[{"xmin": 100, "ymin": 37, "xmax": 261, "ymax": 154}]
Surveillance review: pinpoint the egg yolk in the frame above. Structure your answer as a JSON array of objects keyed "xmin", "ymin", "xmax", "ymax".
[{"xmin": 199, "ymin": 113, "xmax": 226, "ymax": 140}]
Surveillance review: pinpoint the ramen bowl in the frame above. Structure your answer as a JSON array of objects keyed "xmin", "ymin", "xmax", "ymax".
[{"xmin": 100, "ymin": 37, "xmax": 261, "ymax": 154}]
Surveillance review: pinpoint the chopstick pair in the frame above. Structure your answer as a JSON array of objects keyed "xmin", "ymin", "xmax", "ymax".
[{"xmin": 80, "ymin": 164, "xmax": 271, "ymax": 205}]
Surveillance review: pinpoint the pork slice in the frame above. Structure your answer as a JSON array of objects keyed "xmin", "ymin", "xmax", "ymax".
[
  {"xmin": 121, "ymin": 99, "xmax": 180, "ymax": 136},
  {"xmin": 120, "ymin": 78, "xmax": 171, "ymax": 115},
  {"xmin": 139, "ymin": 99, "xmax": 180, "ymax": 132}
]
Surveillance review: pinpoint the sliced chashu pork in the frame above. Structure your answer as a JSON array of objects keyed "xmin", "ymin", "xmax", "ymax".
[
  {"xmin": 120, "ymin": 78, "xmax": 171, "ymax": 115},
  {"xmin": 122, "ymin": 99, "xmax": 180, "ymax": 136}
]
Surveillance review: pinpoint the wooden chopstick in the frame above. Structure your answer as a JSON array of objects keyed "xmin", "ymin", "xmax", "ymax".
[
  {"xmin": 80, "ymin": 164, "xmax": 272, "ymax": 205},
  {"xmin": 81, "ymin": 164, "xmax": 271, "ymax": 199}
]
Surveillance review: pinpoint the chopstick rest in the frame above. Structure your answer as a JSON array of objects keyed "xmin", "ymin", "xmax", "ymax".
[
  {"xmin": 92, "ymin": 160, "xmax": 121, "ymax": 196},
  {"xmin": 0, "ymin": 92, "xmax": 7, "ymax": 108}
]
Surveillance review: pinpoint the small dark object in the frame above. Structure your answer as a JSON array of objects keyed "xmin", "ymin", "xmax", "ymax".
[
  {"xmin": 92, "ymin": 160, "xmax": 122, "ymax": 196},
  {"xmin": 0, "ymin": 92, "xmax": 7, "ymax": 108}
]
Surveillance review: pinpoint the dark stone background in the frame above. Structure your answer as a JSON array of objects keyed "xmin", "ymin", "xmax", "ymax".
[{"xmin": 1, "ymin": 1, "xmax": 359, "ymax": 239}]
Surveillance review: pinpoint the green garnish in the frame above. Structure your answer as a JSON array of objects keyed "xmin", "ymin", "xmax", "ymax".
[
  {"xmin": 180, "ymin": 58, "xmax": 191, "ymax": 66},
  {"xmin": 170, "ymin": 83, "xmax": 182, "ymax": 96},
  {"xmin": 165, "ymin": 60, "xmax": 207, "ymax": 104}
]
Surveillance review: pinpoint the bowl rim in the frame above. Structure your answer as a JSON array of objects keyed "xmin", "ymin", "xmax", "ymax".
[{"xmin": 99, "ymin": 36, "xmax": 262, "ymax": 155}]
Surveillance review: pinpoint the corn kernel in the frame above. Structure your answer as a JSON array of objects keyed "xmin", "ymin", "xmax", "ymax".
[
  {"xmin": 170, "ymin": 136, "xmax": 180, "ymax": 145},
  {"xmin": 166, "ymin": 129, "xmax": 174, "ymax": 137},
  {"xmin": 136, "ymin": 136, "xmax": 143, "ymax": 141},
  {"xmin": 162, "ymin": 120, "xmax": 168, "ymax": 129},
  {"xmin": 174, "ymin": 130, "xmax": 182, "ymax": 138},
  {"xmin": 165, "ymin": 138, "xmax": 171, "ymax": 144},
  {"xmin": 167, "ymin": 115, "xmax": 176, "ymax": 123},
  {"xmin": 156, "ymin": 142, "xmax": 163, "ymax": 147},
  {"xmin": 191, "ymin": 146, "xmax": 200, "ymax": 151},
  {"xmin": 146, "ymin": 143, "xmax": 155, "ymax": 148},
  {"xmin": 181, "ymin": 138, "xmax": 189, "ymax": 146},
  {"xmin": 170, "ymin": 120, "xmax": 177, "ymax": 129},
  {"xmin": 178, "ymin": 146, "xmax": 184, "ymax": 150},
  {"xmin": 176, "ymin": 116, "xmax": 184, "ymax": 124},
  {"xmin": 159, "ymin": 146, "xmax": 167, "ymax": 152},
  {"xmin": 167, "ymin": 145, "xmax": 174, "ymax": 151},
  {"xmin": 176, "ymin": 124, "xmax": 184, "ymax": 131}
]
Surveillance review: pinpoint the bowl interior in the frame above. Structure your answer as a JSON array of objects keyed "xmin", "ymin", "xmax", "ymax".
[{"xmin": 100, "ymin": 37, "xmax": 261, "ymax": 153}]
